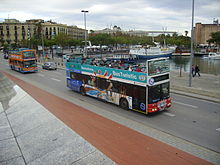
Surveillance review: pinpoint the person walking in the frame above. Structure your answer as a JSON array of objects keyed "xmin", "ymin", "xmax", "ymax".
[
  {"xmin": 192, "ymin": 65, "xmax": 195, "ymax": 77},
  {"xmin": 194, "ymin": 65, "xmax": 200, "ymax": 77}
]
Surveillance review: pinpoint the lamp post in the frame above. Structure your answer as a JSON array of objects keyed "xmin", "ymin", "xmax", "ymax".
[
  {"xmin": 189, "ymin": 0, "xmax": 194, "ymax": 87},
  {"xmin": 81, "ymin": 10, "xmax": 88, "ymax": 58},
  {"xmin": 41, "ymin": 28, "xmax": 45, "ymax": 60}
]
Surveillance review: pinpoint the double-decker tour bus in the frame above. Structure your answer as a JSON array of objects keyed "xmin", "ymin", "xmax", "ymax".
[
  {"xmin": 66, "ymin": 56, "xmax": 171, "ymax": 114},
  {"xmin": 8, "ymin": 48, "xmax": 38, "ymax": 73}
]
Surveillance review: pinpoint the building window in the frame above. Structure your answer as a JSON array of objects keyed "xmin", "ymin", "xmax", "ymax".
[{"xmin": 14, "ymin": 26, "xmax": 17, "ymax": 30}]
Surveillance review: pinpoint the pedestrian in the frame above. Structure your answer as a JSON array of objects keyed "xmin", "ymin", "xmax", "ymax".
[
  {"xmin": 194, "ymin": 65, "xmax": 200, "ymax": 77},
  {"xmin": 192, "ymin": 65, "xmax": 195, "ymax": 77}
]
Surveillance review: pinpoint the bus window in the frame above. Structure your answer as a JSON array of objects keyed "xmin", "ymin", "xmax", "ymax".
[
  {"xmin": 23, "ymin": 60, "xmax": 37, "ymax": 67},
  {"xmin": 148, "ymin": 82, "xmax": 169, "ymax": 103},
  {"xmin": 23, "ymin": 51, "xmax": 35, "ymax": 58},
  {"xmin": 88, "ymin": 75, "xmax": 96, "ymax": 87},
  {"xmin": 111, "ymin": 81, "xmax": 119, "ymax": 93},
  {"xmin": 96, "ymin": 78, "xmax": 107, "ymax": 90},
  {"xmin": 139, "ymin": 86, "xmax": 146, "ymax": 101},
  {"xmin": 161, "ymin": 82, "xmax": 170, "ymax": 98},
  {"xmin": 125, "ymin": 83, "xmax": 133, "ymax": 96},
  {"xmin": 148, "ymin": 59, "xmax": 169, "ymax": 76},
  {"xmin": 148, "ymin": 85, "xmax": 161, "ymax": 103},
  {"xmin": 70, "ymin": 72, "xmax": 75, "ymax": 79}
]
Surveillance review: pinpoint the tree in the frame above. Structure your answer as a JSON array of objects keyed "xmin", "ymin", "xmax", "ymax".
[
  {"xmin": 44, "ymin": 39, "xmax": 56, "ymax": 47},
  {"xmin": 172, "ymin": 32, "xmax": 178, "ymax": 38},
  {"xmin": 54, "ymin": 33, "xmax": 70, "ymax": 47},
  {"xmin": 207, "ymin": 31, "xmax": 220, "ymax": 46},
  {"xmin": 19, "ymin": 40, "xmax": 29, "ymax": 48},
  {"xmin": 67, "ymin": 39, "xmax": 82, "ymax": 47},
  {"xmin": 89, "ymin": 33, "xmax": 113, "ymax": 46}
]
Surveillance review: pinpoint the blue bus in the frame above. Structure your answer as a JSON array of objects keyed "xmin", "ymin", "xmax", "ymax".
[{"xmin": 66, "ymin": 57, "xmax": 171, "ymax": 114}]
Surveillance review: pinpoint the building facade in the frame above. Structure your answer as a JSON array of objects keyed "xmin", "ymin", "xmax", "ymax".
[
  {"xmin": 194, "ymin": 21, "xmax": 220, "ymax": 45},
  {"xmin": 0, "ymin": 19, "xmax": 37, "ymax": 46},
  {"xmin": 68, "ymin": 26, "xmax": 86, "ymax": 40},
  {"xmin": 0, "ymin": 19, "xmax": 87, "ymax": 46}
]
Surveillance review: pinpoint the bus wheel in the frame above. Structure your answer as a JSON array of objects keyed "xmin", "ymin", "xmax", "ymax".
[
  {"xmin": 120, "ymin": 98, "xmax": 128, "ymax": 110},
  {"xmin": 80, "ymin": 87, "xmax": 86, "ymax": 96}
]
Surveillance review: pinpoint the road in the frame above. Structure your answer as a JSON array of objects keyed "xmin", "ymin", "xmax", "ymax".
[{"xmin": 1, "ymin": 57, "xmax": 220, "ymax": 155}]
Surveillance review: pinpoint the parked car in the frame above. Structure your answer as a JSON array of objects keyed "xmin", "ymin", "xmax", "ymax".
[{"xmin": 42, "ymin": 62, "xmax": 57, "ymax": 70}]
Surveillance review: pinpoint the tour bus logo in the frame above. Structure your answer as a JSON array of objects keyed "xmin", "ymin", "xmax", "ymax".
[
  {"xmin": 139, "ymin": 75, "xmax": 146, "ymax": 81},
  {"xmin": 148, "ymin": 78, "xmax": 154, "ymax": 85}
]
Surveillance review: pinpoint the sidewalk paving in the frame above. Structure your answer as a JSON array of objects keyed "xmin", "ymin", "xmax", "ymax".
[{"xmin": 170, "ymin": 70, "xmax": 220, "ymax": 103}]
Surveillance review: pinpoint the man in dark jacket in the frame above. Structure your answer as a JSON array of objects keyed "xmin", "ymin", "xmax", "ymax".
[{"xmin": 194, "ymin": 65, "xmax": 200, "ymax": 77}]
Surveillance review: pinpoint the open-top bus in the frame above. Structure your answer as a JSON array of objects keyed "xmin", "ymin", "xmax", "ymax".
[
  {"xmin": 66, "ymin": 57, "xmax": 171, "ymax": 114},
  {"xmin": 8, "ymin": 48, "xmax": 38, "ymax": 73}
]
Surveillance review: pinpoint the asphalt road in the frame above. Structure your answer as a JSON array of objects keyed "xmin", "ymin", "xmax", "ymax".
[{"xmin": 1, "ymin": 57, "xmax": 220, "ymax": 154}]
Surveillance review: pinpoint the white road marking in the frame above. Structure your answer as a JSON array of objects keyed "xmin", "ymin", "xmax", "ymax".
[
  {"xmin": 216, "ymin": 128, "xmax": 220, "ymax": 132},
  {"xmin": 172, "ymin": 101, "xmax": 198, "ymax": 109},
  {"xmin": 163, "ymin": 112, "xmax": 176, "ymax": 117},
  {"xmin": 51, "ymin": 78, "xmax": 61, "ymax": 82},
  {"xmin": 37, "ymin": 73, "xmax": 45, "ymax": 77}
]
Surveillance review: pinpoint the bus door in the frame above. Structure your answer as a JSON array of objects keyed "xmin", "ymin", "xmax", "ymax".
[{"xmin": 132, "ymin": 85, "xmax": 146, "ymax": 113}]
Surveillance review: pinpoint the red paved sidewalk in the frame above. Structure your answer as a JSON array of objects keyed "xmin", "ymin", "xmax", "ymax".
[{"xmin": 3, "ymin": 71, "xmax": 213, "ymax": 165}]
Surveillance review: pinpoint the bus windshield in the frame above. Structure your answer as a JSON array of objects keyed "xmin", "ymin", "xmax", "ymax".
[
  {"xmin": 23, "ymin": 60, "xmax": 37, "ymax": 67},
  {"xmin": 148, "ymin": 82, "xmax": 169, "ymax": 104},
  {"xmin": 23, "ymin": 51, "xmax": 35, "ymax": 58},
  {"xmin": 148, "ymin": 59, "xmax": 169, "ymax": 76}
]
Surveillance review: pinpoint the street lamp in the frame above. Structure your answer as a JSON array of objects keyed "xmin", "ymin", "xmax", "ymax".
[
  {"xmin": 41, "ymin": 28, "xmax": 45, "ymax": 60},
  {"xmin": 189, "ymin": 0, "xmax": 194, "ymax": 87},
  {"xmin": 81, "ymin": 10, "xmax": 89, "ymax": 57}
]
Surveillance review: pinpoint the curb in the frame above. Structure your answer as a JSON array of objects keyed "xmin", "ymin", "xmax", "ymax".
[{"xmin": 171, "ymin": 89, "xmax": 220, "ymax": 104}]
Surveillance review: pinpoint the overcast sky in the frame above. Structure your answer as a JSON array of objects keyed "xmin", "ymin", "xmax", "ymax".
[{"xmin": 0, "ymin": 0, "xmax": 220, "ymax": 35}]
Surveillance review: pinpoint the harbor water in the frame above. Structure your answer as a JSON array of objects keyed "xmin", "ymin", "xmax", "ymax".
[{"xmin": 170, "ymin": 56, "xmax": 220, "ymax": 75}]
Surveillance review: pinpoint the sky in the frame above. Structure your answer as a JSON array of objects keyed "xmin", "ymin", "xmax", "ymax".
[{"xmin": 0, "ymin": 0, "xmax": 220, "ymax": 35}]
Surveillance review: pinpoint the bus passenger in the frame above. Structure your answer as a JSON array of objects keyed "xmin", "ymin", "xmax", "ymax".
[
  {"xmin": 128, "ymin": 65, "xmax": 133, "ymax": 71},
  {"xmin": 136, "ymin": 65, "xmax": 142, "ymax": 72}
]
